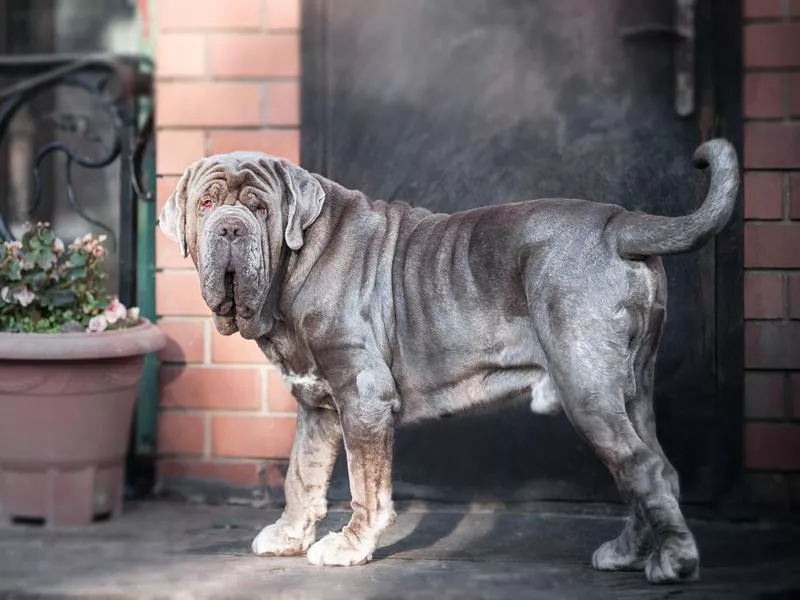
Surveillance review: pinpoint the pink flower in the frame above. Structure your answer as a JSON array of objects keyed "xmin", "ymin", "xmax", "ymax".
[
  {"xmin": 53, "ymin": 238, "xmax": 65, "ymax": 254},
  {"xmin": 86, "ymin": 315, "xmax": 108, "ymax": 333},
  {"xmin": 4, "ymin": 240, "xmax": 21, "ymax": 258},
  {"xmin": 12, "ymin": 286, "xmax": 36, "ymax": 307},
  {"xmin": 104, "ymin": 297, "xmax": 127, "ymax": 324},
  {"xmin": 127, "ymin": 307, "xmax": 140, "ymax": 322}
]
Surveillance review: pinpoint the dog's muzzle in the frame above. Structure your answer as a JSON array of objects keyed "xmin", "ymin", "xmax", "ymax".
[{"xmin": 199, "ymin": 206, "xmax": 267, "ymax": 338}]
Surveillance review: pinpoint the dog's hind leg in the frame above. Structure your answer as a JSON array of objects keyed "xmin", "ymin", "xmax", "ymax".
[
  {"xmin": 543, "ymin": 323, "xmax": 698, "ymax": 585},
  {"xmin": 252, "ymin": 404, "xmax": 342, "ymax": 556},
  {"xmin": 593, "ymin": 304, "xmax": 683, "ymax": 574}
]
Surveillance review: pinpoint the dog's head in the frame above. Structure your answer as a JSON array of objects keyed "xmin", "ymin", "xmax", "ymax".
[{"xmin": 159, "ymin": 152, "xmax": 325, "ymax": 339}]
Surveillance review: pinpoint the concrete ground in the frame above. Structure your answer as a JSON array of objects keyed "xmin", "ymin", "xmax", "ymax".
[{"xmin": 1, "ymin": 500, "xmax": 799, "ymax": 599}]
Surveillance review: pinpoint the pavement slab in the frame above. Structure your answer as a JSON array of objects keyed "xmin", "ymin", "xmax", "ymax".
[{"xmin": 1, "ymin": 501, "xmax": 799, "ymax": 599}]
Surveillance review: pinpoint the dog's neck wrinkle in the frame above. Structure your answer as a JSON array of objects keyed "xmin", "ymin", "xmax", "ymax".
[{"xmin": 279, "ymin": 177, "xmax": 364, "ymax": 301}]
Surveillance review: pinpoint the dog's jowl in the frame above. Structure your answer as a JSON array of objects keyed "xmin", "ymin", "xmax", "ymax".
[{"xmin": 159, "ymin": 140, "xmax": 739, "ymax": 584}]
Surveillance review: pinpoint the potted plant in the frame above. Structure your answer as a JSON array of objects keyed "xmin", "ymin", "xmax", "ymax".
[{"xmin": 0, "ymin": 222, "xmax": 165, "ymax": 526}]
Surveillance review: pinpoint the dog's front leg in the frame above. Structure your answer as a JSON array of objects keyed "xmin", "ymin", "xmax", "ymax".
[
  {"xmin": 252, "ymin": 404, "xmax": 341, "ymax": 556},
  {"xmin": 306, "ymin": 364, "xmax": 397, "ymax": 567}
]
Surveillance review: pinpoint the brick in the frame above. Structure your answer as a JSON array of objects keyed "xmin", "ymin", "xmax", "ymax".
[
  {"xmin": 745, "ymin": 24, "xmax": 800, "ymax": 68},
  {"xmin": 156, "ymin": 176, "xmax": 180, "ymax": 212},
  {"xmin": 745, "ymin": 223, "xmax": 800, "ymax": 268},
  {"xmin": 211, "ymin": 328, "xmax": 268, "ymax": 363},
  {"xmin": 744, "ymin": 0, "xmax": 785, "ymax": 18},
  {"xmin": 745, "ymin": 372, "xmax": 786, "ymax": 419},
  {"xmin": 156, "ymin": 271, "xmax": 210, "ymax": 317},
  {"xmin": 156, "ymin": 34, "xmax": 206, "ymax": 78},
  {"xmin": 157, "ymin": 459, "xmax": 262, "ymax": 487},
  {"xmin": 744, "ymin": 172, "xmax": 784, "ymax": 220},
  {"xmin": 790, "ymin": 74, "xmax": 800, "ymax": 117},
  {"xmin": 155, "ymin": 130, "xmax": 205, "ymax": 175},
  {"xmin": 209, "ymin": 130, "xmax": 299, "ymax": 164},
  {"xmin": 789, "ymin": 275, "xmax": 800, "ymax": 319},
  {"xmin": 790, "ymin": 174, "xmax": 800, "ymax": 220},
  {"xmin": 744, "ymin": 74, "xmax": 784, "ymax": 118},
  {"xmin": 157, "ymin": 319, "xmax": 206, "ymax": 363},
  {"xmin": 744, "ymin": 272, "xmax": 784, "ymax": 319},
  {"xmin": 266, "ymin": 369, "xmax": 297, "ymax": 412},
  {"xmin": 266, "ymin": 81, "xmax": 300, "ymax": 126},
  {"xmin": 264, "ymin": 459, "xmax": 288, "ymax": 487},
  {"xmin": 745, "ymin": 321, "xmax": 800, "ymax": 369},
  {"xmin": 157, "ymin": 412, "xmax": 205, "ymax": 455},
  {"xmin": 212, "ymin": 415, "xmax": 296, "ymax": 458},
  {"xmin": 746, "ymin": 424, "xmax": 800, "ymax": 470},
  {"xmin": 157, "ymin": 0, "xmax": 261, "ymax": 31},
  {"xmin": 156, "ymin": 227, "xmax": 194, "ymax": 269},
  {"xmin": 744, "ymin": 123, "xmax": 800, "ymax": 169},
  {"xmin": 210, "ymin": 34, "xmax": 300, "ymax": 78},
  {"xmin": 157, "ymin": 83, "xmax": 262, "ymax": 127},
  {"xmin": 793, "ymin": 374, "xmax": 800, "ymax": 417},
  {"xmin": 265, "ymin": 0, "xmax": 300, "ymax": 30},
  {"xmin": 160, "ymin": 366, "xmax": 262, "ymax": 410}
]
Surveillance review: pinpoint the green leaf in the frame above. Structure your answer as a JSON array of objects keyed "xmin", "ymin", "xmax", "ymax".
[
  {"xmin": 68, "ymin": 253, "xmax": 87, "ymax": 267},
  {"xmin": 47, "ymin": 290, "xmax": 76, "ymax": 307},
  {"xmin": 67, "ymin": 266, "xmax": 88, "ymax": 281},
  {"xmin": 8, "ymin": 261, "xmax": 21, "ymax": 281}
]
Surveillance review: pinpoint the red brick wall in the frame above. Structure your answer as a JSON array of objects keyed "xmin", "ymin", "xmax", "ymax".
[
  {"xmin": 742, "ymin": 0, "xmax": 800, "ymax": 508},
  {"xmin": 154, "ymin": 0, "xmax": 800, "ymax": 505},
  {"xmin": 154, "ymin": 0, "xmax": 300, "ymax": 492}
]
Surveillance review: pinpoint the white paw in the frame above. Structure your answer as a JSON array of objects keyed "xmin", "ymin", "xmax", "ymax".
[
  {"xmin": 251, "ymin": 522, "xmax": 313, "ymax": 557},
  {"xmin": 306, "ymin": 531, "xmax": 373, "ymax": 567}
]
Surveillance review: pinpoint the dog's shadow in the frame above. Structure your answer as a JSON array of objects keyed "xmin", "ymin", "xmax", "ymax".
[{"xmin": 373, "ymin": 507, "xmax": 467, "ymax": 560}]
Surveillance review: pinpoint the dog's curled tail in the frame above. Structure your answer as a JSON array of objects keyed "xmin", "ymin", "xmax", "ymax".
[{"xmin": 608, "ymin": 138, "xmax": 739, "ymax": 259}]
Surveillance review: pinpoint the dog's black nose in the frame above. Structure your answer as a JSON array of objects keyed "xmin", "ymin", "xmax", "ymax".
[{"xmin": 216, "ymin": 222, "xmax": 244, "ymax": 241}]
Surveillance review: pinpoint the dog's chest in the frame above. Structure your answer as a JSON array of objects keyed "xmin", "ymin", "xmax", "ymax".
[
  {"xmin": 281, "ymin": 369, "xmax": 333, "ymax": 408},
  {"xmin": 257, "ymin": 336, "xmax": 333, "ymax": 408}
]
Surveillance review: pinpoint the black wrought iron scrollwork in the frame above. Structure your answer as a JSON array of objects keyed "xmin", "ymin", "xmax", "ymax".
[
  {"xmin": 0, "ymin": 54, "xmax": 155, "ymax": 248},
  {"xmin": 29, "ymin": 74, "xmax": 122, "ymax": 245}
]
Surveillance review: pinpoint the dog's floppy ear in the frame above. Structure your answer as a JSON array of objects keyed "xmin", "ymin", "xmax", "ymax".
[
  {"xmin": 158, "ymin": 166, "xmax": 193, "ymax": 258},
  {"xmin": 273, "ymin": 160, "xmax": 325, "ymax": 251}
]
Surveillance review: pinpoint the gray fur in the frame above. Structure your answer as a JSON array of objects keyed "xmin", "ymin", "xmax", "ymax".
[{"xmin": 159, "ymin": 139, "xmax": 739, "ymax": 583}]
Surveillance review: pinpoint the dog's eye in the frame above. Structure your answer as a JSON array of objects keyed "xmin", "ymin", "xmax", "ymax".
[
  {"xmin": 201, "ymin": 200, "xmax": 213, "ymax": 211},
  {"xmin": 256, "ymin": 207, "xmax": 267, "ymax": 217}
]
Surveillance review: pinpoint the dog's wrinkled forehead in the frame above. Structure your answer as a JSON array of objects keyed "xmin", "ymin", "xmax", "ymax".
[{"xmin": 189, "ymin": 152, "xmax": 284, "ymax": 200}]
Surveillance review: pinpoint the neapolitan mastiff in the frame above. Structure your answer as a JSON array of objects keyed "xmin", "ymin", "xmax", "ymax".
[{"xmin": 159, "ymin": 139, "xmax": 739, "ymax": 584}]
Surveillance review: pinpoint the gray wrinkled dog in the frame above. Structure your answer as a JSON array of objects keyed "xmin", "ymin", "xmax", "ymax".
[{"xmin": 159, "ymin": 139, "xmax": 739, "ymax": 584}]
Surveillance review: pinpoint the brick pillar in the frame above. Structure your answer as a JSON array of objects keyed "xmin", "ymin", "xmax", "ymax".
[
  {"xmin": 742, "ymin": 0, "xmax": 800, "ymax": 509},
  {"xmin": 153, "ymin": 0, "xmax": 300, "ymax": 492}
]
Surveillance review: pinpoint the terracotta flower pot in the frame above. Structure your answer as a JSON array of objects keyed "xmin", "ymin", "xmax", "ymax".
[{"xmin": 0, "ymin": 320, "xmax": 165, "ymax": 526}]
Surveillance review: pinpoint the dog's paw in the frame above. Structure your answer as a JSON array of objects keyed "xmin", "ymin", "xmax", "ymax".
[
  {"xmin": 306, "ymin": 531, "xmax": 373, "ymax": 567},
  {"xmin": 251, "ymin": 522, "xmax": 313, "ymax": 557},
  {"xmin": 592, "ymin": 522, "xmax": 651, "ymax": 572},
  {"xmin": 644, "ymin": 534, "xmax": 700, "ymax": 585},
  {"xmin": 592, "ymin": 537, "xmax": 649, "ymax": 572}
]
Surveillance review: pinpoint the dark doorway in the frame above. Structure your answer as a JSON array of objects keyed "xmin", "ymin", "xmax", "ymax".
[{"xmin": 301, "ymin": 0, "xmax": 742, "ymax": 505}]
